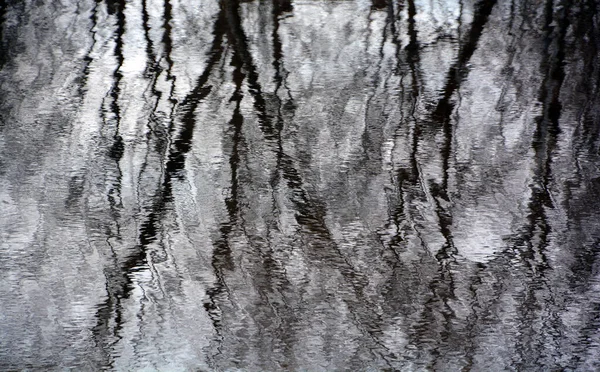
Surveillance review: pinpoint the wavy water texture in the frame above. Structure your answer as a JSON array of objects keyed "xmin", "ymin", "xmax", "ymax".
[{"xmin": 1, "ymin": 0, "xmax": 600, "ymax": 370}]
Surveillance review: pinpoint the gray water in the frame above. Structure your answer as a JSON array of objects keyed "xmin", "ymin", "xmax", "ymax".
[{"xmin": 1, "ymin": 0, "xmax": 600, "ymax": 370}]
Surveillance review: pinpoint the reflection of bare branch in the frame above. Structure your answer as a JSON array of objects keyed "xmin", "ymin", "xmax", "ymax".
[
  {"xmin": 92, "ymin": 2, "xmax": 226, "ymax": 360},
  {"xmin": 167, "ymin": 14, "xmax": 226, "ymax": 177},
  {"xmin": 386, "ymin": 0, "xmax": 422, "ymax": 249},
  {"xmin": 425, "ymin": 1, "xmax": 573, "ymax": 368},
  {"xmin": 135, "ymin": 4, "xmax": 226, "ymax": 271},
  {"xmin": 569, "ymin": 0, "xmax": 600, "ymax": 286},
  {"xmin": 92, "ymin": 0, "xmax": 127, "ymax": 365},
  {"xmin": 371, "ymin": 0, "xmax": 387, "ymax": 11},
  {"xmin": 431, "ymin": 0, "xmax": 497, "ymax": 189},
  {"xmin": 401, "ymin": 1, "xmax": 498, "ymax": 365},
  {"xmin": 203, "ymin": 48, "xmax": 245, "ymax": 356},
  {"xmin": 423, "ymin": 0, "xmax": 498, "ymax": 255},
  {"xmin": 0, "ymin": 1, "xmax": 7, "ymax": 68},
  {"xmin": 78, "ymin": 1, "xmax": 99, "ymax": 98},
  {"xmin": 214, "ymin": 0, "xmax": 401, "ymax": 364},
  {"xmin": 141, "ymin": 0, "xmax": 157, "ymax": 74},
  {"xmin": 270, "ymin": 0, "xmax": 293, "ymax": 196},
  {"xmin": 510, "ymin": 1, "xmax": 570, "ymax": 367},
  {"xmin": 5, "ymin": 0, "xmax": 600, "ymax": 369},
  {"xmin": 221, "ymin": 0, "xmax": 366, "ymax": 288}
]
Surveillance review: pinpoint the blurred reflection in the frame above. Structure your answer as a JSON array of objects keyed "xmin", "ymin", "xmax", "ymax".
[{"xmin": 1, "ymin": 0, "xmax": 599, "ymax": 370}]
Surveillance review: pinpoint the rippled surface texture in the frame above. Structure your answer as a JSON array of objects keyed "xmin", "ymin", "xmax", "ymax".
[{"xmin": 1, "ymin": 0, "xmax": 600, "ymax": 370}]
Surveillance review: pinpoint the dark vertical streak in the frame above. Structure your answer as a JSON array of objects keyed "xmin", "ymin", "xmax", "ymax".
[
  {"xmin": 0, "ymin": 1, "xmax": 23, "ymax": 133},
  {"xmin": 79, "ymin": 1, "xmax": 99, "ymax": 98},
  {"xmin": 141, "ymin": 7, "xmax": 228, "ymax": 363},
  {"xmin": 268, "ymin": 0, "xmax": 298, "ymax": 352},
  {"xmin": 92, "ymin": 1, "xmax": 127, "ymax": 366},
  {"xmin": 270, "ymin": 0, "xmax": 291, "ymax": 192},
  {"xmin": 0, "ymin": 0, "xmax": 8, "ymax": 68},
  {"xmin": 360, "ymin": 4, "xmax": 407, "ymax": 302},
  {"xmin": 135, "ymin": 4, "xmax": 227, "ymax": 296},
  {"xmin": 385, "ymin": 0, "xmax": 421, "ymax": 249},
  {"xmin": 141, "ymin": 0, "xmax": 157, "ymax": 74},
  {"xmin": 401, "ymin": 0, "xmax": 497, "ymax": 366},
  {"xmin": 219, "ymin": 0, "xmax": 396, "ymax": 364},
  {"xmin": 107, "ymin": 0, "xmax": 126, "ymax": 163},
  {"xmin": 141, "ymin": 0, "xmax": 178, "ymax": 203},
  {"xmin": 426, "ymin": 0, "xmax": 497, "ymax": 254},
  {"xmin": 221, "ymin": 0, "xmax": 320, "ymax": 244},
  {"xmin": 431, "ymin": 0, "xmax": 497, "ymax": 193},
  {"xmin": 385, "ymin": 0, "xmax": 422, "ymax": 248},
  {"xmin": 90, "ymin": 14, "xmax": 227, "ymax": 360},
  {"xmin": 136, "ymin": 0, "xmax": 168, "ymax": 199},
  {"xmin": 203, "ymin": 47, "xmax": 245, "ymax": 360},
  {"xmin": 512, "ymin": 0, "xmax": 570, "ymax": 368},
  {"xmin": 103, "ymin": 0, "xmax": 126, "ymax": 239},
  {"xmin": 221, "ymin": 0, "xmax": 272, "ymax": 138},
  {"xmin": 406, "ymin": 0, "xmax": 421, "ymax": 179},
  {"xmin": 356, "ymin": 0, "xmax": 397, "ymax": 237},
  {"xmin": 106, "ymin": 0, "xmax": 126, "ymax": 208},
  {"xmin": 265, "ymin": 2, "xmax": 302, "ymax": 364},
  {"xmin": 166, "ymin": 11, "xmax": 226, "ymax": 177},
  {"xmin": 91, "ymin": 1, "xmax": 227, "ymax": 362},
  {"xmin": 494, "ymin": 0, "xmax": 518, "ymax": 134},
  {"xmin": 406, "ymin": 0, "xmax": 419, "ymax": 60},
  {"xmin": 385, "ymin": 0, "xmax": 420, "ymax": 249},
  {"xmin": 569, "ymin": 0, "xmax": 600, "ymax": 287},
  {"xmin": 403, "ymin": 0, "xmax": 422, "ymax": 186},
  {"xmin": 446, "ymin": 1, "xmax": 582, "ymax": 368},
  {"xmin": 371, "ymin": 0, "xmax": 388, "ymax": 11},
  {"xmin": 275, "ymin": 0, "xmax": 293, "ymax": 13},
  {"xmin": 162, "ymin": 0, "xmax": 174, "ymax": 75},
  {"xmin": 460, "ymin": 1, "xmax": 521, "ymax": 368},
  {"xmin": 381, "ymin": 1, "xmax": 422, "ymax": 332},
  {"xmin": 222, "ymin": 0, "xmax": 368, "ymax": 295},
  {"xmin": 385, "ymin": 0, "xmax": 401, "ymax": 74},
  {"xmin": 575, "ymin": 0, "xmax": 600, "ymax": 153}
]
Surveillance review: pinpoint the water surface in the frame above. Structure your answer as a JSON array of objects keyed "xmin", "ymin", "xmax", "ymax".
[{"xmin": 1, "ymin": 0, "xmax": 600, "ymax": 370}]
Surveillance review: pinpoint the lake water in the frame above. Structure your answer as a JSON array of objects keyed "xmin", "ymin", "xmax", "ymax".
[{"xmin": 1, "ymin": 0, "xmax": 600, "ymax": 370}]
